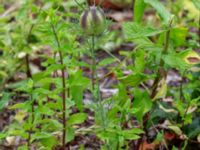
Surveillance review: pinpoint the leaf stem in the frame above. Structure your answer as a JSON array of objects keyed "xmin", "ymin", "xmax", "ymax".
[{"xmin": 51, "ymin": 23, "xmax": 67, "ymax": 148}]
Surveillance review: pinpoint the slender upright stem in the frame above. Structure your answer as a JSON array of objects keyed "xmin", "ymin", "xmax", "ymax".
[
  {"xmin": 27, "ymin": 93, "xmax": 34, "ymax": 150},
  {"xmin": 143, "ymin": 19, "xmax": 173, "ymax": 134},
  {"xmin": 199, "ymin": 12, "xmax": 200, "ymax": 45},
  {"xmin": 26, "ymin": 24, "xmax": 34, "ymax": 150},
  {"xmin": 179, "ymin": 70, "xmax": 186, "ymax": 101},
  {"xmin": 91, "ymin": 35, "xmax": 96, "ymax": 94},
  {"xmin": 151, "ymin": 20, "xmax": 173, "ymax": 98},
  {"xmin": 51, "ymin": 23, "xmax": 67, "ymax": 148}
]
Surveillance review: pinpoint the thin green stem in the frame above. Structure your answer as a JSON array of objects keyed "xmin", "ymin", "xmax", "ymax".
[
  {"xmin": 179, "ymin": 70, "xmax": 186, "ymax": 101},
  {"xmin": 26, "ymin": 22, "xmax": 35, "ymax": 150},
  {"xmin": 27, "ymin": 93, "xmax": 34, "ymax": 150},
  {"xmin": 91, "ymin": 35, "xmax": 96, "ymax": 95},
  {"xmin": 51, "ymin": 23, "xmax": 67, "ymax": 148}
]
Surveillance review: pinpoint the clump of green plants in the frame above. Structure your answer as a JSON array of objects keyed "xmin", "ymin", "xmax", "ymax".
[{"xmin": 0, "ymin": 0, "xmax": 199, "ymax": 150}]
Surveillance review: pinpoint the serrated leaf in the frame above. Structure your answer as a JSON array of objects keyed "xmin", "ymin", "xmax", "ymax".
[
  {"xmin": 133, "ymin": 49, "xmax": 145, "ymax": 72},
  {"xmin": 69, "ymin": 70, "xmax": 90, "ymax": 111},
  {"xmin": 123, "ymin": 22, "xmax": 165, "ymax": 40},
  {"xmin": 37, "ymin": 105, "xmax": 54, "ymax": 116},
  {"xmin": 119, "ymin": 73, "xmax": 148, "ymax": 87},
  {"xmin": 144, "ymin": 0, "xmax": 172, "ymax": 24},
  {"xmin": 66, "ymin": 127, "xmax": 75, "ymax": 143},
  {"xmin": 68, "ymin": 113, "xmax": 87, "ymax": 125},
  {"xmin": 163, "ymin": 53, "xmax": 189, "ymax": 70},
  {"xmin": 131, "ymin": 89, "xmax": 152, "ymax": 124},
  {"xmin": 98, "ymin": 58, "xmax": 116, "ymax": 67},
  {"xmin": 170, "ymin": 27, "xmax": 188, "ymax": 46},
  {"xmin": 14, "ymin": 110, "xmax": 27, "ymax": 122},
  {"xmin": 9, "ymin": 101, "xmax": 30, "ymax": 110},
  {"xmin": 0, "ymin": 92, "xmax": 10, "ymax": 111}
]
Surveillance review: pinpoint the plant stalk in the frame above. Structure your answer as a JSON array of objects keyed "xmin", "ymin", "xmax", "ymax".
[
  {"xmin": 151, "ymin": 20, "xmax": 173, "ymax": 99},
  {"xmin": 91, "ymin": 35, "xmax": 96, "ymax": 95},
  {"xmin": 51, "ymin": 23, "xmax": 67, "ymax": 148},
  {"xmin": 27, "ymin": 93, "xmax": 35, "ymax": 149},
  {"xmin": 26, "ymin": 24, "xmax": 34, "ymax": 150},
  {"xmin": 143, "ymin": 19, "xmax": 173, "ymax": 137}
]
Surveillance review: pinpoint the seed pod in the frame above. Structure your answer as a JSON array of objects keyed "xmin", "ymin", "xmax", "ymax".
[{"xmin": 80, "ymin": 6, "xmax": 106, "ymax": 36}]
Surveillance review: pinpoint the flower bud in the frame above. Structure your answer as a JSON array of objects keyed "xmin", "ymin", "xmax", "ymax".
[{"xmin": 80, "ymin": 6, "xmax": 106, "ymax": 36}]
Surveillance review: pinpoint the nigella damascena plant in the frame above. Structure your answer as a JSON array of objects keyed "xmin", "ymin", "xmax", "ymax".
[{"xmin": 80, "ymin": 6, "xmax": 106, "ymax": 36}]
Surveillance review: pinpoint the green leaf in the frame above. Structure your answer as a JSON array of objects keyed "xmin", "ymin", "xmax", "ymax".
[
  {"xmin": 0, "ymin": 92, "xmax": 10, "ymax": 111},
  {"xmin": 119, "ymin": 73, "xmax": 148, "ymax": 87},
  {"xmin": 66, "ymin": 127, "xmax": 75, "ymax": 143},
  {"xmin": 134, "ymin": 0, "xmax": 146, "ymax": 23},
  {"xmin": 32, "ymin": 132, "xmax": 53, "ymax": 141},
  {"xmin": 98, "ymin": 58, "xmax": 116, "ymax": 67},
  {"xmin": 115, "ymin": 83, "xmax": 130, "ymax": 107},
  {"xmin": 70, "ymin": 70, "xmax": 90, "ymax": 111},
  {"xmin": 131, "ymin": 89, "xmax": 152, "ymax": 124},
  {"xmin": 68, "ymin": 113, "xmax": 87, "ymax": 125},
  {"xmin": 123, "ymin": 128, "xmax": 144, "ymax": 135},
  {"xmin": 192, "ymin": 0, "xmax": 200, "ymax": 10},
  {"xmin": 123, "ymin": 22, "xmax": 165, "ymax": 40},
  {"xmin": 40, "ymin": 136, "xmax": 57, "ymax": 149},
  {"xmin": 163, "ymin": 52, "xmax": 189, "ymax": 70},
  {"xmin": 0, "ymin": 133, "xmax": 6, "ymax": 139},
  {"xmin": 37, "ymin": 105, "xmax": 54, "ymax": 116},
  {"xmin": 17, "ymin": 145, "xmax": 28, "ymax": 150},
  {"xmin": 133, "ymin": 49, "xmax": 145, "ymax": 72},
  {"xmin": 144, "ymin": 0, "xmax": 172, "ymax": 24},
  {"xmin": 172, "ymin": 146, "xmax": 178, "ymax": 150},
  {"xmin": 122, "ymin": 133, "xmax": 140, "ymax": 140},
  {"xmin": 71, "ymin": 85, "xmax": 84, "ymax": 111},
  {"xmin": 170, "ymin": 27, "xmax": 188, "ymax": 46},
  {"xmin": 9, "ymin": 101, "xmax": 30, "ymax": 110}
]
